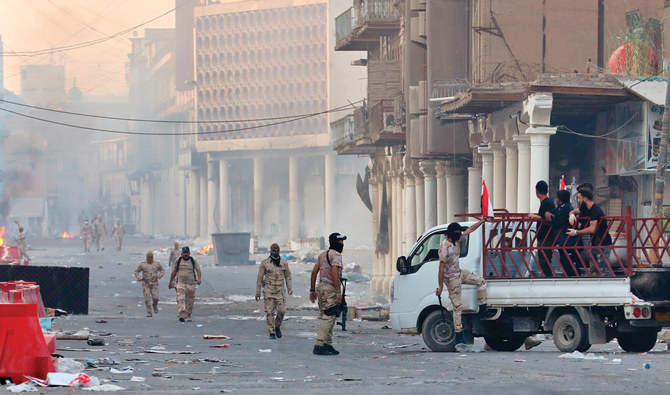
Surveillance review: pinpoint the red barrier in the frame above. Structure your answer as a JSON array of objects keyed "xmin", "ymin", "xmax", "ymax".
[
  {"xmin": 0, "ymin": 282, "xmax": 45, "ymax": 318},
  {"xmin": 0, "ymin": 246, "xmax": 24, "ymax": 265},
  {"xmin": 0, "ymin": 303, "xmax": 56, "ymax": 384}
]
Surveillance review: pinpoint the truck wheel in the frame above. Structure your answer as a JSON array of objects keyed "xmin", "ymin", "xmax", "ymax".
[
  {"xmin": 484, "ymin": 335, "xmax": 526, "ymax": 352},
  {"xmin": 421, "ymin": 310, "xmax": 456, "ymax": 352},
  {"xmin": 617, "ymin": 330, "xmax": 658, "ymax": 353},
  {"xmin": 552, "ymin": 313, "xmax": 589, "ymax": 352}
]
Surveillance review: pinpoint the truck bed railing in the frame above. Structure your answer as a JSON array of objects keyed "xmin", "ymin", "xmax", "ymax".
[{"xmin": 465, "ymin": 207, "xmax": 668, "ymax": 279}]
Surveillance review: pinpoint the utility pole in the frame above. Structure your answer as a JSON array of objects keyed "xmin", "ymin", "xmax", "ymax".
[{"xmin": 654, "ymin": 63, "xmax": 670, "ymax": 216}]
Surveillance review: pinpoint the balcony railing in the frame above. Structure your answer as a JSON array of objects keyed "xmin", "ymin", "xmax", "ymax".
[
  {"xmin": 331, "ymin": 113, "xmax": 355, "ymax": 148},
  {"xmin": 331, "ymin": 107, "xmax": 379, "ymax": 155},
  {"xmin": 335, "ymin": 0, "xmax": 401, "ymax": 51}
]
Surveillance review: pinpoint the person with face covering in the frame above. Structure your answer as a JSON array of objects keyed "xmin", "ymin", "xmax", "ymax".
[
  {"xmin": 134, "ymin": 251, "xmax": 165, "ymax": 317},
  {"xmin": 436, "ymin": 219, "xmax": 496, "ymax": 347},
  {"xmin": 80, "ymin": 220, "xmax": 93, "ymax": 252},
  {"xmin": 256, "ymin": 243, "xmax": 293, "ymax": 339},
  {"xmin": 310, "ymin": 232, "xmax": 347, "ymax": 356}
]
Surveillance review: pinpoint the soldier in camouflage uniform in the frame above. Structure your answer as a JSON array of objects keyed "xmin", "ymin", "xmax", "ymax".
[
  {"xmin": 256, "ymin": 243, "xmax": 292, "ymax": 339},
  {"xmin": 134, "ymin": 251, "xmax": 165, "ymax": 317}
]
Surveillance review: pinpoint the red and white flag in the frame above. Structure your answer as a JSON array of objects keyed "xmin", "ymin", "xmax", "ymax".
[
  {"xmin": 560, "ymin": 175, "xmax": 567, "ymax": 190},
  {"xmin": 481, "ymin": 180, "xmax": 494, "ymax": 218}
]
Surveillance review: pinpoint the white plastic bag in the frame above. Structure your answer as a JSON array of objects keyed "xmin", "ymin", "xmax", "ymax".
[{"xmin": 56, "ymin": 357, "xmax": 85, "ymax": 374}]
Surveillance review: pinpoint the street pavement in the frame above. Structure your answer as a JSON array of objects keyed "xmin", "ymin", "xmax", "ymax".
[{"xmin": 7, "ymin": 236, "xmax": 670, "ymax": 394}]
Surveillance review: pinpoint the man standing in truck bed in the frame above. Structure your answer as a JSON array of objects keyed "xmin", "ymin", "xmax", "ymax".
[{"xmin": 436, "ymin": 219, "xmax": 495, "ymax": 347}]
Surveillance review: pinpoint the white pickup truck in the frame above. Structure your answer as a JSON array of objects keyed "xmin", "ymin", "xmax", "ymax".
[{"xmin": 390, "ymin": 215, "xmax": 670, "ymax": 353}]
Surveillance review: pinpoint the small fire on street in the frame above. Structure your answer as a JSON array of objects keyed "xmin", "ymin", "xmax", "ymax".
[
  {"xmin": 198, "ymin": 242, "xmax": 213, "ymax": 255},
  {"xmin": 61, "ymin": 231, "xmax": 75, "ymax": 239},
  {"xmin": 0, "ymin": 226, "xmax": 5, "ymax": 246}
]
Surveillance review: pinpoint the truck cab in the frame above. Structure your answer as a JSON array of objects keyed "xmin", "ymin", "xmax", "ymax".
[{"xmin": 390, "ymin": 216, "xmax": 669, "ymax": 353}]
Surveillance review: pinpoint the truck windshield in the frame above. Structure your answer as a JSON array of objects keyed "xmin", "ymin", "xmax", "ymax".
[{"xmin": 408, "ymin": 231, "xmax": 469, "ymax": 273}]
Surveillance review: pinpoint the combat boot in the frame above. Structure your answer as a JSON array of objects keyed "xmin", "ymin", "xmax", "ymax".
[
  {"xmin": 478, "ymin": 304, "xmax": 497, "ymax": 320},
  {"xmin": 454, "ymin": 332, "xmax": 465, "ymax": 346},
  {"xmin": 269, "ymin": 333, "xmax": 276, "ymax": 340},
  {"xmin": 323, "ymin": 344, "xmax": 339, "ymax": 355},
  {"xmin": 275, "ymin": 326, "xmax": 282, "ymax": 339},
  {"xmin": 312, "ymin": 345, "xmax": 333, "ymax": 355}
]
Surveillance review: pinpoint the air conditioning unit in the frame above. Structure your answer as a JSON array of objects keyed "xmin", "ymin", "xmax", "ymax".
[{"xmin": 382, "ymin": 111, "xmax": 395, "ymax": 132}]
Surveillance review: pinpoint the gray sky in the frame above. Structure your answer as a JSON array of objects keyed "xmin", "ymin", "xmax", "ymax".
[{"xmin": 1, "ymin": 0, "xmax": 174, "ymax": 96}]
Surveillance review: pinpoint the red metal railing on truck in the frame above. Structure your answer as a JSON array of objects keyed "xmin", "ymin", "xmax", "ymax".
[{"xmin": 460, "ymin": 207, "xmax": 669, "ymax": 279}]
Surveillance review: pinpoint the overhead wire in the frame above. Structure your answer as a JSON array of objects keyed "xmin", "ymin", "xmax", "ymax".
[
  {"xmin": 0, "ymin": 100, "xmax": 362, "ymax": 136},
  {"xmin": 0, "ymin": 98, "xmax": 364, "ymax": 124},
  {"xmin": 0, "ymin": 5, "xmax": 178, "ymax": 57}
]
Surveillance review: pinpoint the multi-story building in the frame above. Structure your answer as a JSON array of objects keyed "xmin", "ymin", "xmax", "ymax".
[{"xmin": 332, "ymin": 0, "xmax": 670, "ymax": 297}]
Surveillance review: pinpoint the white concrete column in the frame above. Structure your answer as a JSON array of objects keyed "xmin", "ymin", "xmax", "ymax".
[
  {"xmin": 390, "ymin": 170, "xmax": 399, "ymax": 267},
  {"xmin": 324, "ymin": 154, "xmax": 337, "ymax": 232},
  {"xmin": 420, "ymin": 161, "xmax": 437, "ymax": 230},
  {"xmin": 199, "ymin": 170, "xmax": 207, "ymax": 238},
  {"xmin": 468, "ymin": 166, "xmax": 482, "ymax": 214},
  {"xmin": 253, "ymin": 157, "xmax": 263, "ymax": 240},
  {"xmin": 396, "ymin": 170, "xmax": 404, "ymax": 257},
  {"xmin": 403, "ymin": 167, "xmax": 417, "ymax": 251},
  {"xmin": 369, "ymin": 170, "xmax": 381, "ymax": 295},
  {"xmin": 289, "ymin": 156, "xmax": 299, "ymax": 241},
  {"xmin": 514, "ymin": 134, "xmax": 531, "ymax": 213},
  {"xmin": 491, "ymin": 142, "xmax": 506, "ymax": 209},
  {"xmin": 219, "ymin": 160, "xmax": 229, "ymax": 231},
  {"xmin": 190, "ymin": 171, "xmax": 200, "ymax": 237},
  {"xmin": 446, "ymin": 163, "xmax": 466, "ymax": 222},
  {"xmin": 414, "ymin": 166, "xmax": 425, "ymax": 237},
  {"xmin": 436, "ymin": 162, "xmax": 447, "ymax": 225},
  {"xmin": 383, "ymin": 174, "xmax": 393, "ymax": 297},
  {"xmin": 478, "ymin": 146, "xmax": 494, "ymax": 209},
  {"xmin": 502, "ymin": 140, "xmax": 518, "ymax": 212},
  {"xmin": 527, "ymin": 126, "xmax": 556, "ymax": 213},
  {"xmin": 207, "ymin": 160, "xmax": 218, "ymax": 235}
]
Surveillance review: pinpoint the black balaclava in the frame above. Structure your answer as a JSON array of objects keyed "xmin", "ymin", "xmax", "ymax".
[
  {"xmin": 270, "ymin": 243, "xmax": 281, "ymax": 266},
  {"xmin": 328, "ymin": 233, "xmax": 346, "ymax": 253}
]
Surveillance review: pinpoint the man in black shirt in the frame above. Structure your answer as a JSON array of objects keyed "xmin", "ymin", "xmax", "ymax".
[
  {"xmin": 546, "ymin": 190, "xmax": 579, "ymax": 276},
  {"xmin": 528, "ymin": 180, "xmax": 555, "ymax": 277},
  {"xmin": 566, "ymin": 188, "xmax": 612, "ymax": 275}
]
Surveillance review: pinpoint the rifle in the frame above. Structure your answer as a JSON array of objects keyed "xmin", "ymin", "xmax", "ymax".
[{"xmin": 336, "ymin": 278, "xmax": 348, "ymax": 331}]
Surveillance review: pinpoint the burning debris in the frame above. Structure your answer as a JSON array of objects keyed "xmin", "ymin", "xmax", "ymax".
[
  {"xmin": 0, "ymin": 226, "xmax": 5, "ymax": 247},
  {"xmin": 61, "ymin": 232, "xmax": 75, "ymax": 239},
  {"xmin": 198, "ymin": 243, "xmax": 213, "ymax": 255}
]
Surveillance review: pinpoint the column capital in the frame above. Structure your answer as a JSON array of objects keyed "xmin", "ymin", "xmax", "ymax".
[
  {"xmin": 419, "ymin": 160, "xmax": 437, "ymax": 178},
  {"xmin": 501, "ymin": 139, "xmax": 517, "ymax": 157},
  {"xmin": 526, "ymin": 125, "xmax": 557, "ymax": 136},
  {"xmin": 490, "ymin": 142, "xmax": 505, "ymax": 159},
  {"xmin": 435, "ymin": 161, "xmax": 445, "ymax": 178},
  {"xmin": 403, "ymin": 167, "xmax": 415, "ymax": 186},
  {"xmin": 513, "ymin": 134, "xmax": 531, "ymax": 151},
  {"xmin": 478, "ymin": 145, "xmax": 494, "ymax": 161}
]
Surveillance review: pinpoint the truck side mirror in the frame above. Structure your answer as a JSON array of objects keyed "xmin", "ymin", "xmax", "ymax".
[{"xmin": 396, "ymin": 256, "xmax": 410, "ymax": 274}]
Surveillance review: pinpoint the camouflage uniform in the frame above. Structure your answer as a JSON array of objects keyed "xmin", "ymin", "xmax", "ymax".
[
  {"xmin": 438, "ymin": 239, "xmax": 487, "ymax": 333},
  {"xmin": 168, "ymin": 245, "xmax": 180, "ymax": 268},
  {"xmin": 80, "ymin": 222, "xmax": 93, "ymax": 251},
  {"xmin": 17, "ymin": 229, "xmax": 29, "ymax": 261},
  {"xmin": 174, "ymin": 256, "xmax": 201, "ymax": 320},
  {"xmin": 256, "ymin": 256, "xmax": 292, "ymax": 334},
  {"xmin": 134, "ymin": 252, "xmax": 165, "ymax": 317},
  {"xmin": 315, "ymin": 249, "xmax": 342, "ymax": 347},
  {"xmin": 93, "ymin": 216, "xmax": 107, "ymax": 251},
  {"xmin": 112, "ymin": 219, "xmax": 124, "ymax": 251}
]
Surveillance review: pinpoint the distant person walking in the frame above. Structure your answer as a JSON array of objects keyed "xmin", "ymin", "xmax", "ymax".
[
  {"xmin": 92, "ymin": 215, "xmax": 107, "ymax": 251},
  {"xmin": 134, "ymin": 251, "xmax": 164, "ymax": 317},
  {"xmin": 14, "ymin": 220, "xmax": 29, "ymax": 262},
  {"xmin": 112, "ymin": 218, "xmax": 125, "ymax": 251},
  {"xmin": 168, "ymin": 246, "xmax": 202, "ymax": 322},
  {"xmin": 80, "ymin": 220, "xmax": 93, "ymax": 252},
  {"xmin": 168, "ymin": 242, "xmax": 180, "ymax": 268},
  {"xmin": 256, "ymin": 243, "xmax": 293, "ymax": 339}
]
